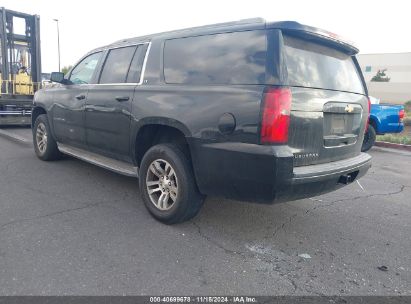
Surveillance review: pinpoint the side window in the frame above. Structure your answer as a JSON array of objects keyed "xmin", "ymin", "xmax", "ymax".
[
  {"xmin": 99, "ymin": 46, "xmax": 136, "ymax": 84},
  {"xmin": 126, "ymin": 44, "xmax": 148, "ymax": 83},
  {"xmin": 69, "ymin": 52, "xmax": 102, "ymax": 84},
  {"xmin": 163, "ymin": 31, "xmax": 266, "ymax": 85}
]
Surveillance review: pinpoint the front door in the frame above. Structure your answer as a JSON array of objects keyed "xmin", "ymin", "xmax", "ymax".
[{"xmin": 51, "ymin": 52, "xmax": 103, "ymax": 148}]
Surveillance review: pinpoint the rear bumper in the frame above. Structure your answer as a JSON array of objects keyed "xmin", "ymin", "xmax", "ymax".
[
  {"xmin": 278, "ymin": 153, "xmax": 371, "ymax": 202},
  {"xmin": 377, "ymin": 122, "xmax": 404, "ymax": 134},
  {"xmin": 189, "ymin": 139, "xmax": 371, "ymax": 203}
]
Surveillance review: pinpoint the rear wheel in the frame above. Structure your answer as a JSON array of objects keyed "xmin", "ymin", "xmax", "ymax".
[
  {"xmin": 33, "ymin": 114, "xmax": 61, "ymax": 160},
  {"xmin": 361, "ymin": 124, "xmax": 376, "ymax": 152},
  {"xmin": 139, "ymin": 144, "xmax": 205, "ymax": 224}
]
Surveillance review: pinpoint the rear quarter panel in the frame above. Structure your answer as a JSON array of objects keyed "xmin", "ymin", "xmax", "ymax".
[
  {"xmin": 129, "ymin": 84, "xmax": 266, "ymax": 198},
  {"xmin": 131, "ymin": 84, "xmax": 265, "ymax": 144}
]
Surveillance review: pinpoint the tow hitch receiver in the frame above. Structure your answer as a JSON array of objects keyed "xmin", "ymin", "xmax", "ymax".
[{"xmin": 338, "ymin": 171, "xmax": 359, "ymax": 184}]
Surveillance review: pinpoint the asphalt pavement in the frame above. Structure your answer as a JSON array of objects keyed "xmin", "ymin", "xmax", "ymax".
[{"xmin": 0, "ymin": 127, "xmax": 410, "ymax": 295}]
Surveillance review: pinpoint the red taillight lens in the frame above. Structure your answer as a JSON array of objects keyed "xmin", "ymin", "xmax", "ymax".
[
  {"xmin": 399, "ymin": 109, "xmax": 405, "ymax": 122},
  {"xmin": 365, "ymin": 98, "xmax": 371, "ymax": 133},
  {"xmin": 260, "ymin": 87, "xmax": 292, "ymax": 144}
]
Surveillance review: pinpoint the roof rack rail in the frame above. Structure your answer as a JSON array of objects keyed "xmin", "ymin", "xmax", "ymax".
[{"xmin": 111, "ymin": 17, "xmax": 266, "ymax": 45}]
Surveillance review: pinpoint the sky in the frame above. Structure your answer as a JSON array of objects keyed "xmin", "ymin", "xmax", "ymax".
[{"xmin": 2, "ymin": 0, "xmax": 410, "ymax": 73}]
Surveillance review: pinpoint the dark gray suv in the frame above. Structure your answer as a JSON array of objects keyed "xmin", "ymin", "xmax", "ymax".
[{"xmin": 32, "ymin": 18, "xmax": 371, "ymax": 224}]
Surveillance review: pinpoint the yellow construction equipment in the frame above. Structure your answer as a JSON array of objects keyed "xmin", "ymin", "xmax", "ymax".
[{"xmin": 0, "ymin": 8, "xmax": 41, "ymax": 125}]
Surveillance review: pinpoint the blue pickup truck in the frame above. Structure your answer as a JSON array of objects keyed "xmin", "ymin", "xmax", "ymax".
[{"xmin": 362, "ymin": 97, "xmax": 405, "ymax": 151}]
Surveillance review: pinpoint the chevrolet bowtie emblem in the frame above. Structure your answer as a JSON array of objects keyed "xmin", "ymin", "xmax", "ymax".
[{"xmin": 345, "ymin": 105, "xmax": 354, "ymax": 113}]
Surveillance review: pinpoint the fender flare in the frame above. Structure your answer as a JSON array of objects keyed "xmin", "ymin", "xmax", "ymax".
[
  {"xmin": 31, "ymin": 105, "xmax": 47, "ymax": 127},
  {"xmin": 130, "ymin": 117, "xmax": 192, "ymax": 164},
  {"xmin": 369, "ymin": 114, "xmax": 380, "ymax": 133},
  {"xmin": 31, "ymin": 105, "xmax": 59, "ymax": 141}
]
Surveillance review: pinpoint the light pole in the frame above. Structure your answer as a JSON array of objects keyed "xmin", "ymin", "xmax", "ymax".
[{"xmin": 53, "ymin": 18, "xmax": 61, "ymax": 72}]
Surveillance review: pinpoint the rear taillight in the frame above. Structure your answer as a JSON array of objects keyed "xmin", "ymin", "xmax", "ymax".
[
  {"xmin": 399, "ymin": 109, "xmax": 405, "ymax": 122},
  {"xmin": 365, "ymin": 98, "xmax": 371, "ymax": 133},
  {"xmin": 260, "ymin": 87, "xmax": 292, "ymax": 144}
]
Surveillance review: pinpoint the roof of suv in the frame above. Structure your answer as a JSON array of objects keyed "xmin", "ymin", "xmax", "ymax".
[{"xmin": 93, "ymin": 18, "xmax": 358, "ymax": 55}]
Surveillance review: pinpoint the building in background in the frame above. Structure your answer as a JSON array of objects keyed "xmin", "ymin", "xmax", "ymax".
[{"xmin": 357, "ymin": 52, "xmax": 411, "ymax": 104}]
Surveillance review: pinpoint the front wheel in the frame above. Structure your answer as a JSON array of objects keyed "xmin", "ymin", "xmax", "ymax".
[
  {"xmin": 139, "ymin": 144, "xmax": 205, "ymax": 224},
  {"xmin": 361, "ymin": 124, "xmax": 376, "ymax": 152},
  {"xmin": 33, "ymin": 114, "xmax": 61, "ymax": 160}
]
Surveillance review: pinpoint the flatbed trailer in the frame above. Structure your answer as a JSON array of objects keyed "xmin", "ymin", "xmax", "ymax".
[{"xmin": 0, "ymin": 7, "xmax": 41, "ymax": 125}]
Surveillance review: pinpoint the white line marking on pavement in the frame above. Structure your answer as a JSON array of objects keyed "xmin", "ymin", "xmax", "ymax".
[{"xmin": 357, "ymin": 180, "xmax": 365, "ymax": 191}]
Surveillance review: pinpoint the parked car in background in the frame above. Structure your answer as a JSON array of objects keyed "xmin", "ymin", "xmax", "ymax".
[
  {"xmin": 31, "ymin": 18, "xmax": 372, "ymax": 224},
  {"xmin": 362, "ymin": 96, "xmax": 405, "ymax": 151}
]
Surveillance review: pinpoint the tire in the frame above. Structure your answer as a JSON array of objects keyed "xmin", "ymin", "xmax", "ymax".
[
  {"xmin": 33, "ymin": 114, "xmax": 61, "ymax": 160},
  {"xmin": 139, "ymin": 144, "xmax": 205, "ymax": 224},
  {"xmin": 361, "ymin": 124, "xmax": 376, "ymax": 152}
]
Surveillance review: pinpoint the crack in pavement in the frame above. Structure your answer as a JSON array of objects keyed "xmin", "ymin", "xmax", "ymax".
[
  {"xmin": 304, "ymin": 185, "xmax": 406, "ymax": 216},
  {"xmin": 191, "ymin": 221, "xmax": 246, "ymax": 258},
  {"xmin": 12, "ymin": 180, "xmax": 113, "ymax": 206},
  {"xmin": 243, "ymin": 183, "xmax": 411, "ymax": 293},
  {"xmin": 271, "ymin": 212, "xmax": 298, "ymax": 239},
  {"xmin": 267, "ymin": 185, "xmax": 407, "ymax": 240},
  {"xmin": 0, "ymin": 201, "xmax": 107, "ymax": 233},
  {"xmin": 191, "ymin": 221, "xmax": 299, "ymax": 294},
  {"xmin": 289, "ymin": 278, "xmax": 298, "ymax": 293},
  {"xmin": 3, "ymin": 158, "xmax": 23, "ymax": 174},
  {"xmin": 0, "ymin": 193, "xmax": 130, "ymax": 233},
  {"xmin": 363, "ymin": 177, "xmax": 411, "ymax": 189},
  {"xmin": 210, "ymin": 184, "xmax": 408, "ymax": 260}
]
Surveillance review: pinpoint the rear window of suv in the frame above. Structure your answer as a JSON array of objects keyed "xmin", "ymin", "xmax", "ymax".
[
  {"xmin": 163, "ymin": 30, "xmax": 266, "ymax": 85},
  {"xmin": 283, "ymin": 35, "xmax": 365, "ymax": 94}
]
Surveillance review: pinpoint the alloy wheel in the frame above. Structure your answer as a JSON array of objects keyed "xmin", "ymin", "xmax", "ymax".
[
  {"xmin": 146, "ymin": 159, "xmax": 179, "ymax": 211},
  {"xmin": 36, "ymin": 122, "xmax": 48, "ymax": 154}
]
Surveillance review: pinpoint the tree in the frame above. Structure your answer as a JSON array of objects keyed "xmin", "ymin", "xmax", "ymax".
[
  {"xmin": 371, "ymin": 69, "xmax": 390, "ymax": 82},
  {"xmin": 61, "ymin": 65, "xmax": 73, "ymax": 75}
]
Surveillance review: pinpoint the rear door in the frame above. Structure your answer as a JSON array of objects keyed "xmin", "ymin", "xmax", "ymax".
[
  {"xmin": 281, "ymin": 34, "xmax": 368, "ymax": 166},
  {"xmin": 85, "ymin": 44, "xmax": 148, "ymax": 160}
]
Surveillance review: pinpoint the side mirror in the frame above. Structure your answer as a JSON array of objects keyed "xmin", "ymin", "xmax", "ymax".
[{"xmin": 50, "ymin": 72, "xmax": 65, "ymax": 83}]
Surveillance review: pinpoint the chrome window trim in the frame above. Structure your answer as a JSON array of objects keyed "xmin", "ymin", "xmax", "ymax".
[
  {"xmin": 94, "ymin": 42, "xmax": 151, "ymax": 86},
  {"xmin": 138, "ymin": 42, "xmax": 151, "ymax": 85}
]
